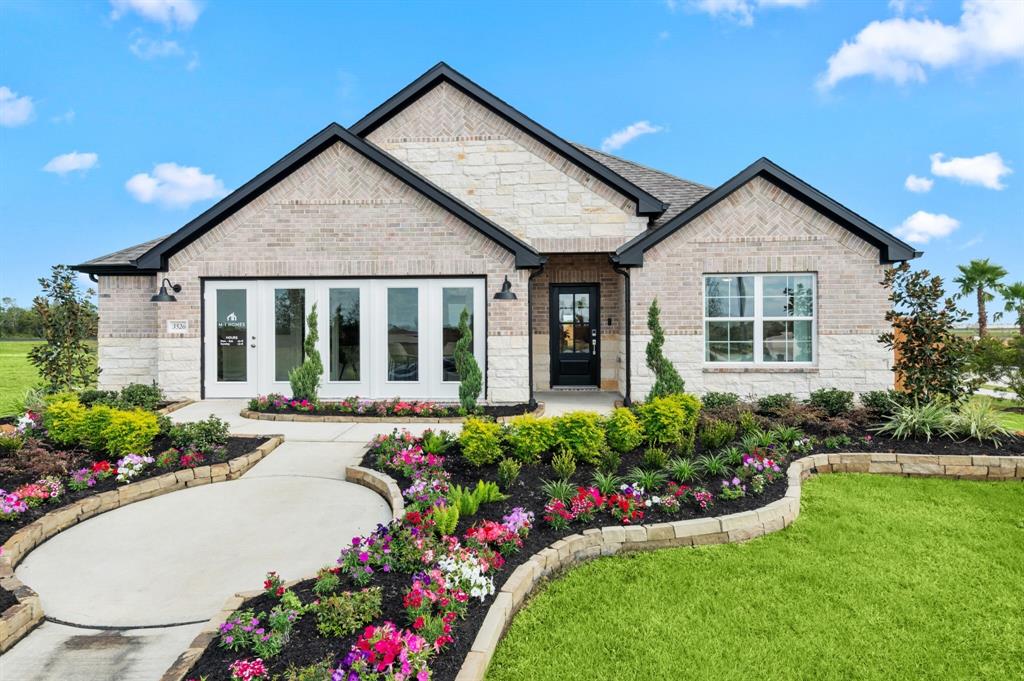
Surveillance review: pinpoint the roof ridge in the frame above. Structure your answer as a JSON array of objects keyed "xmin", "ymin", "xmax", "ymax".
[{"xmin": 572, "ymin": 142, "xmax": 713, "ymax": 191}]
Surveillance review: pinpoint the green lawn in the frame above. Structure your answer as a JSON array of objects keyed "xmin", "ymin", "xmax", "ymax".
[
  {"xmin": 0, "ymin": 340, "xmax": 41, "ymax": 416},
  {"xmin": 488, "ymin": 475, "xmax": 1024, "ymax": 681}
]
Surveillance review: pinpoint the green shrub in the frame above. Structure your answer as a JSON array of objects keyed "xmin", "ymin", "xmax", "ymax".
[
  {"xmin": 872, "ymin": 400, "xmax": 953, "ymax": 441},
  {"xmin": 289, "ymin": 303, "xmax": 323, "ymax": 402},
  {"xmin": 756, "ymin": 393, "xmax": 795, "ymax": 414},
  {"xmin": 169, "ymin": 416, "xmax": 230, "ymax": 452},
  {"xmin": 78, "ymin": 389, "xmax": 118, "ymax": 407},
  {"xmin": 459, "ymin": 418, "xmax": 504, "ymax": 467},
  {"xmin": 431, "ymin": 504, "xmax": 460, "ymax": 536},
  {"xmin": 448, "ymin": 484, "xmax": 481, "ymax": 516},
  {"xmin": 43, "ymin": 395, "xmax": 86, "ymax": 445},
  {"xmin": 505, "ymin": 415, "xmax": 555, "ymax": 463},
  {"xmin": 312, "ymin": 567, "xmax": 341, "ymax": 598},
  {"xmin": 552, "ymin": 412, "xmax": 605, "ymax": 464},
  {"xmin": 807, "ymin": 388, "xmax": 854, "ymax": 417},
  {"xmin": 860, "ymin": 389, "xmax": 908, "ymax": 417},
  {"xmin": 0, "ymin": 433, "xmax": 23, "ymax": 453},
  {"xmin": 280, "ymin": 659, "xmax": 335, "ymax": 681},
  {"xmin": 697, "ymin": 452, "xmax": 730, "ymax": 477},
  {"xmin": 721, "ymin": 445, "xmax": 744, "ymax": 467},
  {"xmin": 78, "ymin": 404, "xmax": 115, "ymax": 451},
  {"xmin": 699, "ymin": 419, "xmax": 737, "ymax": 451},
  {"xmin": 597, "ymin": 448, "xmax": 621, "ymax": 475},
  {"xmin": 540, "ymin": 478, "xmax": 573, "ymax": 503},
  {"xmin": 313, "ymin": 587, "xmax": 382, "ymax": 638},
  {"xmin": 944, "ymin": 399, "xmax": 1009, "ymax": 445},
  {"xmin": 769, "ymin": 425, "xmax": 804, "ymax": 447},
  {"xmin": 628, "ymin": 466, "xmax": 666, "ymax": 492},
  {"xmin": 605, "ymin": 408, "xmax": 643, "ymax": 453},
  {"xmin": 737, "ymin": 410, "xmax": 760, "ymax": 435},
  {"xmin": 591, "ymin": 471, "xmax": 624, "ymax": 496},
  {"xmin": 701, "ymin": 391, "xmax": 739, "ymax": 410},
  {"xmin": 666, "ymin": 456, "xmax": 698, "ymax": 483},
  {"xmin": 645, "ymin": 298, "xmax": 686, "ymax": 398},
  {"xmin": 551, "ymin": 451, "xmax": 577, "ymax": 480},
  {"xmin": 118, "ymin": 382, "xmax": 164, "ymax": 411},
  {"xmin": 643, "ymin": 447, "xmax": 669, "ymax": 470},
  {"xmin": 637, "ymin": 394, "xmax": 701, "ymax": 452},
  {"xmin": 103, "ymin": 408, "xmax": 159, "ymax": 456},
  {"xmin": 497, "ymin": 458, "xmax": 522, "ymax": 490},
  {"xmin": 454, "ymin": 308, "xmax": 483, "ymax": 414}
]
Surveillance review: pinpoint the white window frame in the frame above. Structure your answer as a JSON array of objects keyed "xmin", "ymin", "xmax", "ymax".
[{"xmin": 702, "ymin": 273, "xmax": 817, "ymax": 367}]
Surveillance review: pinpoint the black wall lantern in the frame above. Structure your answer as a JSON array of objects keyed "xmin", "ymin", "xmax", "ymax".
[
  {"xmin": 151, "ymin": 278, "xmax": 182, "ymax": 303},
  {"xmin": 493, "ymin": 275, "xmax": 517, "ymax": 300}
]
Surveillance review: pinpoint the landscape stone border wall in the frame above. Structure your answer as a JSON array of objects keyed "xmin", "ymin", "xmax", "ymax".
[
  {"xmin": 239, "ymin": 403, "xmax": 544, "ymax": 425},
  {"xmin": 157, "ymin": 399, "xmax": 195, "ymax": 416},
  {"xmin": 161, "ymin": 451, "xmax": 1024, "ymax": 681},
  {"xmin": 0, "ymin": 435, "xmax": 283, "ymax": 653}
]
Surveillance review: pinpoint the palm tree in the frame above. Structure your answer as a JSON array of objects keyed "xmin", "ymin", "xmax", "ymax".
[
  {"xmin": 999, "ymin": 281, "xmax": 1024, "ymax": 336},
  {"xmin": 954, "ymin": 259, "xmax": 1007, "ymax": 337}
]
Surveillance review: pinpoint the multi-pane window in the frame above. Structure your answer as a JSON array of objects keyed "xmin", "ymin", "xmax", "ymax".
[{"xmin": 704, "ymin": 274, "xmax": 815, "ymax": 364}]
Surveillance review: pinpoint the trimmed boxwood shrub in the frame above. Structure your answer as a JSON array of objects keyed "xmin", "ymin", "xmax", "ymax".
[
  {"xmin": 701, "ymin": 391, "xmax": 739, "ymax": 410},
  {"xmin": 807, "ymin": 388, "xmax": 854, "ymax": 417},
  {"xmin": 637, "ymin": 394, "xmax": 701, "ymax": 452},
  {"xmin": 459, "ymin": 418, "xmax": 504, "ymax": 467},
  {"xmin": 699, "ymin": 418, "xmax": 737, "ymax": 451},
  {"xmin": 43, "ymin": 394, "xmax": 86, "ymax": 446},
  {"xmin": 505, "ymin": 415, "xmax": 555, "ymax": 463},
  {"xmin": 169, "ymin": 416, "xmax": 230, "ymax": 452},
  {"xmin": 103, "ymin": 409, "xmax": 159, "ymax": 456},
  {"xmin": 605, "ymin": 407, "xmax": 643, "ymax": 453},
  {"xmin": 757, "ymin": 393, "xmax": 795, "ymax": 414},
  {"xmin": 553, "ymin": 411, "xmax": 606, "ymax": 464},
  {"xmin": 117, "ymin": 382, "xmax": 164, "ymax": 411},
  {"xmin": 78, "ymin": 404, "xmax": 115, "ymax": 452}
]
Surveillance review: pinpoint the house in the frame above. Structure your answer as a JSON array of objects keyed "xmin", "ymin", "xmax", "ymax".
[{"xmin": 73, "ymin": 63, "xmax": 920, "ymax": 405}]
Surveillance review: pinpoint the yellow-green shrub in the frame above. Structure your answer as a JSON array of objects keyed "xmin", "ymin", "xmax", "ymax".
[
  {"xmin": 43, "ymin": 395, "xmax": 86, "ymax": 446},
  {"xmin": 459, "ymin": 418, "xmax": 504, "ymax": 467},
  {"xmin": 638, "ymin": 394, "xmax": 702, "ymax": 452},
  {"xmin": 505, "ymin": 415, "xmax": 555, "ymax": 463},
  {"xmin": 78, "ymin": 404, "xmax": 115, "ymax": 452},
  {"xmin": 553, "ymin": 411, "xmax": 605, "ymax": 464},
  {"xmin": 605, "ymin": 407, "xmax": 643, "ymax": 453},
  {"xmin": 102, "ymin": 409, "xmax": 159, "ymax": 456}
]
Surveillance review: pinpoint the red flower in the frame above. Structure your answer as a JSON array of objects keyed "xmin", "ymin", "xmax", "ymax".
[{"xmin": 413, "ymin": 616, "xmax": 425, "ymax": 630}]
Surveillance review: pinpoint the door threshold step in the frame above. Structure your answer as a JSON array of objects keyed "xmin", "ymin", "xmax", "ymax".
[{"xmin": 548, "ymin": 386, "xmax": 600, "ymax": 392}]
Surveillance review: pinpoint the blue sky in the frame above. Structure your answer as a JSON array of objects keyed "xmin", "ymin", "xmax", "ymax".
[{"xmin": 1, "ymin": 0, "xmax": 1021, "ymax": 322}]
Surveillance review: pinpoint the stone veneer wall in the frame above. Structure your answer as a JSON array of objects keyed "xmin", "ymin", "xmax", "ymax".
[
  {"xmin": 98, "ymin": 141, "xmax": 531, "ymax": 403},
  {"xmin": 529, "ymin": 253, "xmax": 624, "ymax": 392},
  {"xmin": 365, "ymin": 81, "xmax": 649, "ymax": 253},
  {"xmin": 630, "ymin": 176, "xmax": 893, "ymax": 400}
]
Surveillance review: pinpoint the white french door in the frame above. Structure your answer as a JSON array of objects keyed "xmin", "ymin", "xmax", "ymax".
[{"xmin": 203, "ymin": 278, "xmax": 485, "ymax": 400}]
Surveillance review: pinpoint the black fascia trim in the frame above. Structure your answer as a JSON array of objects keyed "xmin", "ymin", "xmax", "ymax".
[
  {"xmin": 130, "ymin": 123, "xmax": 543, "ymax": 271},
  {"xmin": 70, "ymin": 263, "xmax": 160, "ymax": 276},
  {"xmin": 350, "ymin": 62, "xmax": 668, "ymax": 217},
  {"xmin": 613, "ymin": 157, "xmax": 922, "ymax": 266}
]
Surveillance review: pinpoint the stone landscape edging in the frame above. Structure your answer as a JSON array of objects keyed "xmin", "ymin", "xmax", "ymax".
[
  {"xmin": 239, "ymin": 402, "xmax": 544, "ymax": 425},
  {"xmin": 157, "ymin": 450, "xmax": 1024, "ymax": 681},
  {"xmin": 158, "ymin": 399, "xmax": 196, "ymax": 416},
  {"xmin": 0, "ymin": 434, "xmax": 284, "ymax": 653}
]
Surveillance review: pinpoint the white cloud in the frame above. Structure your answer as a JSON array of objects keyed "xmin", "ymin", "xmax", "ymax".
[
  {"xmin": 904, "ymin": 174, "xmax": 934, "ymax": 192},
  {"xmin": 125, "ymin": 162, "xmax": 228, "ymax": 208},
  {"xmin": 601, "ymin": 121, "xmax": 664, "ymax": 152},
  {"xmin": 665, "ymin": 0, "xmax": 678, "ymax": 11},
  {"xmin": 186, "ymin": 52, "xmax": 200, "ymax": 71},
  {"xmin": 43, "ymin": 151, "xmax": 99, "ymax": 176},
  {"xmin": 930, "ymin": 151, "xmax": 1011, "ymax": 189},
  {"xmin": 130, "ymin": 37, "xmax": 184, "ymax": 59},
  {"xmin": 960, "ymin": 235, "xmax": 983, "ymax": 249},
  {"xmin": 691, "ymin": 0, "xmax": 813, "ymax": 26},
  {"xmin": 51, "ymin": 109, "xmax": 75, "ymax": 124},
  {"xmin": 818, "ymin": 0, "xmax": 1024, "ymax": 90},
  {"xmin": 110, "ymin": 0, "xmax": 201, "ymax": 30},
  {"xmin": 893, "ymin": 210, "xmax": 960, "ymax": 243},
  {"xmin": 0, "ymin": 86, "xmax": 34, "ymax": 127},
  {"xmin": 658, "ymin": 30, "xmax": 671, "ymax": 41}
]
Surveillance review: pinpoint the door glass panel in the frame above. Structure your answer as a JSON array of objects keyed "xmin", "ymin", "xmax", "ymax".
[
  {"xmin": 274, "ymin": 289, "xmax": 305, "ymax": 381},
  {"xmin": 559, "ymin": 323, "xmax": 573, "ymax": 353},
  {"xmin": 559, "ymin": 294, "xmax": 574, "ymax": 323},
  {"xmin": 574, "ymin": 294, "xmax": 590, "ymax": 323},
  {"xmin": 329, "ymin": 288, "xmax": 360, "ymax": 381},
  {"xmin": 216, "ymin": 289, "xmax": 247, "ymax": 382},
  {"xmin": 388, "ymin": 288, "xmax": 418, "ymax": 381},
  {"xmin": 574, "ymin": 322, "xmax": 591, "ymax": 352},
  {"xmin": 442, "ymin": 288, "xmax": 473, "ymax": 382}
]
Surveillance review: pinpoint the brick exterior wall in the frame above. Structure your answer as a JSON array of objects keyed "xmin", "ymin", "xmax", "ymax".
[
  {"xmin": 629, "ymin": 176, "xmax": 893, "ymax": 400},
  {"xmin": 97, "ymin": 141, "xmax": 530, "ymax": 402},
  {"xmin": 96, "ymin": 275, "xmax": 158, "ymax": 391},
  {"xmin": 529, "ymin": 254, "xmax": 624, "ymax": 392},
  {"xmin": 366, "ymin": 82, "xmax": 648, "ymax": 252}
]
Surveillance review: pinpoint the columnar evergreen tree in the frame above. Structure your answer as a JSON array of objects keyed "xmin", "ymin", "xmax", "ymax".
[
  {"xmin": 954, "ymin": 258, "xmax": 1007, "ymax": 338},
  {"xmin": 454, "ymin": 308, "xmax": 482, "ymax": 413},
  {"xmin": 28, "ymin": 265, "xmax": 98, "ymax": 392},
  {"xmin": 289, "ymin": 303, "xmax": 323, "ymax": 401},
  {"xmin": 645, "ymin": 298, "xmax": 685, "ymax": 398}
]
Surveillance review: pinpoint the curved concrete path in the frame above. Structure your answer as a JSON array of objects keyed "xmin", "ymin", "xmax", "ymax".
[{"xmin": 1, "ymin": 400, "xmax": 439, "ymax": 681}]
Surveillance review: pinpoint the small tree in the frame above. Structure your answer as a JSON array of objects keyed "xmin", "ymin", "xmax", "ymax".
[
  {"xmin": 28, "ymin": 265, "xmax": 98, "ymax": 392},
  {"xmin": 997, "ymin": 281, "xmax": 1024, "ymax": 336},
  {"xmin": 954, "ymin": 258, "xmax": 1006, "ymax": 338},
  {"xmin": 645, "ymin": 298, "xmax": 685, "ymax": 399},
  {"xmin": 288, "ymin": 303, "xmax": 323, "ymax": 402},
  {"xmin": 454, "ymin": 308, "xmax": 482, "ymax": 413},
  {"xmin": 879, "ymin": 262, "xmax": 971, "ymax": 403}
]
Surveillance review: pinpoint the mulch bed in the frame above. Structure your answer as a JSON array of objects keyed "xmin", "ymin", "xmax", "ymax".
[
  {"xmin": 249, "ymin": 403, "xmax": 533, "ymax": 419},
  {"xmin": 0, "ymin": 434, "xmax": 269, "ymax": 546},
  {"xmin": 0, "ymin": 584, "xmax": 18, "ymax": 613}
]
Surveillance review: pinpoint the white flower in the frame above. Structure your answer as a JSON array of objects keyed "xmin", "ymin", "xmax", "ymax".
[{"xmin": 652, "ymin": 496, "xmax": 662, "ymax": 505}]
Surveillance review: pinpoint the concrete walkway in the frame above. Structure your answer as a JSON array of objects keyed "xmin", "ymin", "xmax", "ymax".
[
  {"xmin": 1, "ymin": 400, "xmax": 445, "ymax": 681},
  {"xmin": 536, "ymin": 390, "xmax": 620, "ymax": 416}
]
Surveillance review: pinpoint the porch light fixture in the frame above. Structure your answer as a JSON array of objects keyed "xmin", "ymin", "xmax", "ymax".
[
  {"xmin": 151, "ymin": 278, "xmax": 182, "ymax": 303},
  {"xmin": 493, "ymin": 276, "xmax": 517, "ymax": 300}
]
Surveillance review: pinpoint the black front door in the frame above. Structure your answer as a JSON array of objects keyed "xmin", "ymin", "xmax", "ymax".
[{"xmin": 550, "ymin": 284, "xmax": 600, "ymax": 387}]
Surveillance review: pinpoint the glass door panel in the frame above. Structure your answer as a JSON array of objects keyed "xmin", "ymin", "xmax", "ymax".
[
  {"xmin": 274, "ymin": 288, "xmax": 305, "ymax": 381},
  {"xmin": 329, "ymin": 288, "xmax": 360, "ymax": 381},
  {"xmin": 206, "ymin": 283, "xmax": 257, "ymax": 398},
  {"xmin": 387, "ymin": 287, "xmax": 419, "ymax": 382},
  {"xmin": 216, "ymin": 289, "xmax": 248, "ymax": 382},
  {"xmin": 441, "ymin": 287, "xmax": 473, "ymax": 382}
]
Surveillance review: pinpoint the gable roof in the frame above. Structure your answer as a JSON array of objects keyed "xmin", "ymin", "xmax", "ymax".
[
  {"xmin": 612, "ymin": 157, "xmax": 922, "ymax": 266},
  {"xmin": 572, "ymin": 144, "xmax": 712, "ymax": 228},
  {"xmin": 350, "ymin": 62, "xmax": 668, "ymax": 217},
  {"xmin": 74, "ymin": 123, "xmax": 544, "ymax": 275}
]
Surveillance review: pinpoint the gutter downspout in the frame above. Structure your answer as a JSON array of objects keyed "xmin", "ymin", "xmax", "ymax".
[
  {"xmin": 611, "ymin": 261, "xmax": 632, "ymax": 407},
  {"xmin": 526, "ymin": 259, "xmax": 547, "ymax": 411}
]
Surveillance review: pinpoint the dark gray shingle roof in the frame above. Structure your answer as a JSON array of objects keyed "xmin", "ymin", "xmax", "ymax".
[
  {"xmin": 79, "ymin": 235, "xmax": 167, "ymax": 267},
  {"xmin": 572, "ymin": 143, "xmax": 711, "ymax": 228}
]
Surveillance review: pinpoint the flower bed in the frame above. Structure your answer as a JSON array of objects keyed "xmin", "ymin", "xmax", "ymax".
[{"xmin": 244, "ymin": 395, "xmax": 533, "ymax": 421}]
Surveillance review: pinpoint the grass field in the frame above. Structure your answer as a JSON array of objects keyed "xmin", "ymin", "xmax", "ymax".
[
  {"xmin": 0, "ymin": 340, "xmax": 41, "ymax": 416},
  {"xmin": 487, "ymin": 475, "xmax": 1024, "ymax": 681}
]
